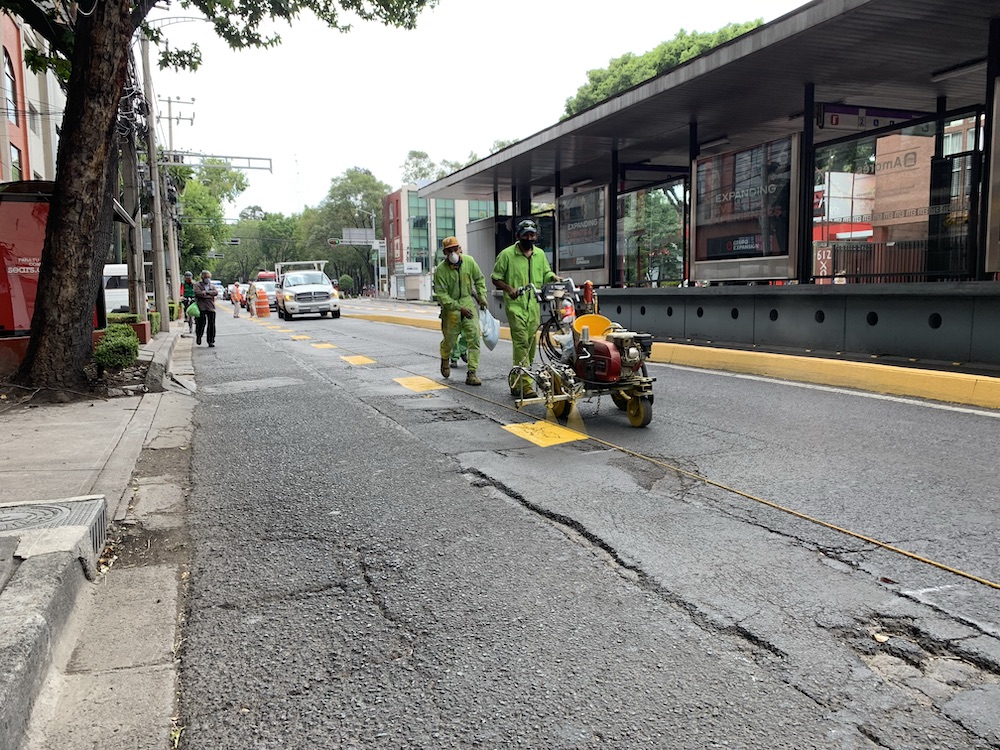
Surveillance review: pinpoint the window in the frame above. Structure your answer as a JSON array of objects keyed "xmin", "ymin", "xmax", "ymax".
[
  {"xmin": 4, "ymin": 51, "xmax": 17, "ymax": 125},
  {"xmin": 468, "ymin": 200, "xmax": 494, "ymax": 221},
  {"xmin": 10, "ymin": 144, "xmax": 22, "ymax": 180},
  {"xmin": 28, "ymin": 103, "xmax": 39, "ymax": 134}
]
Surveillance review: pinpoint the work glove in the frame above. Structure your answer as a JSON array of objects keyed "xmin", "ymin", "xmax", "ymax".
[
  {"xmin": 478, "ymin": 298, "xmax": 487, "ymax": 310},
  {"xmin": 461, "ymin": 307, "xmax": 474, "ymax": 319}
]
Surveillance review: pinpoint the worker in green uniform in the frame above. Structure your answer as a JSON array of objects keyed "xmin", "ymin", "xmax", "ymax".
[
  {"xmin": 433, "ymin": 236, "xmax": 488, "ymax": 385},
  {"xmin": 491, "ymin": 219, "xmax": 560, "ymax": 398}
]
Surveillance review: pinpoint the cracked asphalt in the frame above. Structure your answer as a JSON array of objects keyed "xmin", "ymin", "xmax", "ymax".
[{"xmin": 177, "ymin": 312, "xmax": 1000, "ymax": 749}]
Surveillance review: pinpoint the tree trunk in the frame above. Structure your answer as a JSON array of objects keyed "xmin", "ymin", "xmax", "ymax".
[{"xmin": 13, "ymin": 0, "xmax": 133, "ymax": 394}]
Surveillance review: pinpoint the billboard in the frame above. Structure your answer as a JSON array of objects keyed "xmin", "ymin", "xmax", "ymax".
[
  {"xmin": 557, "ymin": 187, "xmax": 606, "ymax": 276},
  {"xmin": 0, "ymin": 190, "xmax": 49, "ymax": 336}
]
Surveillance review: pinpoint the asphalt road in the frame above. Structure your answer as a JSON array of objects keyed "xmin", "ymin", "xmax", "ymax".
[{"xmin": 177, "ymin": 308, "xmax": 1000, "ymax": 749}]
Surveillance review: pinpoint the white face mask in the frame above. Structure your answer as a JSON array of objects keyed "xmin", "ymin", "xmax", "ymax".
[{"xmin": 448, "ymin": 252, "xmax": 460, "ymax": 265}]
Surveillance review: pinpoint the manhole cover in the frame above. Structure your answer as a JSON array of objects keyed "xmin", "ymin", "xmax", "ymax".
[{"xmin": 0, "ymin": 496, "xmax": 107, "ymax": 560}]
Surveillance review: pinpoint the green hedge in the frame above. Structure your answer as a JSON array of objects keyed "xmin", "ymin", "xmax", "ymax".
[
  {"xmin": 94, "ymin": 323, "xmax": 139, "ymax": 371},
  {"xmin": 149, "ymin": 312, "xmax": 161, "ymax": 336},
  {"xmin": 107, "ymin": 312, "xmax": 140, "ymax": 325}
]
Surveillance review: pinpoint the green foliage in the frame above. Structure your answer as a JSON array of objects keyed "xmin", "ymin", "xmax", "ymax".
[
  {"xmin": 149, "ymin": 312, "xmax": 161, "ymax": 336},
  {"xmin": 107, "ymin": 313, "xmax": 140, "ymax": 325},
  {"xmin": 402, "ymin": 150, "xmax": 480, "ymax": 183},
  {"xmin": 197, "ymin": 159, "xmax": 250, "ymax": 205},
  {"xmin": 339, "ymin": 275, "xmax": 355, "ymax": 293},
  {"xmin": 94, "ymin": 324, "xmax": 139, "ymax": 371},
  {"xmin": 179, "ymin": 180, "xmax": 228, "ymax": 273},
  {"xmin": 563, "ymin": 20, "xmax": 763, "ymax": 118}
]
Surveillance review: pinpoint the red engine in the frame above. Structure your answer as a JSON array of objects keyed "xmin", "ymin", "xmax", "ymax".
[{"xmin": 575, "ymin": 339, "xmax": 622, "ymax": 382}]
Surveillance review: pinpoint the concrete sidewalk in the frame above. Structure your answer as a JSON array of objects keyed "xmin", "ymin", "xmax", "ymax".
[{"xmin": 0, "ymin": 327, "xmax": 194, "ymax": 750}]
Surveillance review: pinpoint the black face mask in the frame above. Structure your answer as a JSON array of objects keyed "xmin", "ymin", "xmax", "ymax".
[{"xmin": 518, "ymin": 238, "xmax": 534, "ymax": 250}]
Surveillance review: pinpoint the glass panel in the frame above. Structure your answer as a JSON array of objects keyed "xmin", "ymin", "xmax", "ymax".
[
  {"xmin": 695, "ymin": 137, "xmax": 792, "ymax": 261},
  {"xmin": 812, "ymin": 115, "xmax": 975, "ymax": 282},
  {"xmin": 617, "ymin": 178, "xmax": 686, "ymax": 287}
]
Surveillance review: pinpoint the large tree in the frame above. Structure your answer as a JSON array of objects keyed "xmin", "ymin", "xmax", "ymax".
[
  {"xmin": 3, "ymin": 0, "xmax": 434, "ymax": 396},
  {"xmin": 563, "ymin": 21, "xmax": 762, "ymax": 118}
]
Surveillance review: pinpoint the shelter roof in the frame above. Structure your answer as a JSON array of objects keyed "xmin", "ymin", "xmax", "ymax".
[{"xmin": 420, "ymin": 0, "xmax": 996, "ymax": 201}]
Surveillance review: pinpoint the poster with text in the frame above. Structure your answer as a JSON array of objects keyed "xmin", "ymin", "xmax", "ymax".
[{"xmin": 557, "ymin": 187, "xmax": 606, "ymax": 271}]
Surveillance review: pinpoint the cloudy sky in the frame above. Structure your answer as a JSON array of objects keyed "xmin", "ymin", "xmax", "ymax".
[{"xmin": 144, "ymin": 0, "xmax": 810, "ymax": 217}]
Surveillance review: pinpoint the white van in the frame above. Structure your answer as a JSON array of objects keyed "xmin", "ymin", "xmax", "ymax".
[{"xmin": 103, "ymin": 263, "xmax": 130, "ymax": 314}]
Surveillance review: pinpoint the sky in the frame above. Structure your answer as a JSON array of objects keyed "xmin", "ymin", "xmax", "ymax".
[{"xmin": 144, "ymin": 0, "xmax": 811, "ymax": 218}]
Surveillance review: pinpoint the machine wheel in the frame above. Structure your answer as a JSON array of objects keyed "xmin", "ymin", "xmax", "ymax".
[
  {"xmin": 551, "ymin": 399, "xmax": 571, "ymax": 419},
  {"xmin": 611, "ymin": 391, "xmax": 630, "ymax": 411},
  {"xmin": 641, "ymin": 363, "xmax": 655, "ymax": 404},
  {"xmin": 626, "ymin": 396, "xmax": 652, "ymax": 428}
]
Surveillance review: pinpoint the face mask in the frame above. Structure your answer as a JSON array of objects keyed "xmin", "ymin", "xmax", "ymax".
[
  {"xmin": 519, "ymin": 239, "xmax": 534, "ymax": 250},
  {"xmin": 448, "ymin": 252, "xmax": 460, "ymax": 265}
]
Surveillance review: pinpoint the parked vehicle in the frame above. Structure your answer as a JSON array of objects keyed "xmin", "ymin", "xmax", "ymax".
[
  {"xmin": 102, "ymin": 263, "xmax": 129, "ymax": 314},
  {"xmin": 274, "ymin": 261, "xmax": 340, "ymax": 320}
]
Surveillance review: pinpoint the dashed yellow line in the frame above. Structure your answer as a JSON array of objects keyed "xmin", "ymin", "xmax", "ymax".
[
  {"xmin": 503, "ymin": 420, "xmax": 585, "ymax": 447},
  {"xmin": 395, "ymin": 376, "xmax": 447, "ymax": 392},
  {"xmin": 311, "ymin": 343, "xmax": 338, "ymax": 349},
  {"xmin": 291, "ymin": 335, "xmax": 311, "ymax": 340},
  {"xmin": 342, "ymin": 355, "xmax": 375, "ymax": 365}
]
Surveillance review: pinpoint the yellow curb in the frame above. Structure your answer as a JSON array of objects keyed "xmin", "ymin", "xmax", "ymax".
[
  {"xmin": 650, "ymin": 342, "xmax": 1000, "ymax": 410},
  {"xmin": 339, "ymin": 312, "xmax": 1000, "ymax": 410}
]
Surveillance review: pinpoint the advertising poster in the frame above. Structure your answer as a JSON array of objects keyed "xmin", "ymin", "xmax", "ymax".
[
  {"xmin": 695, "ymin": 137, "xmax": 792, "ymax": 261},
  {"xmin": 0, "ymin": 197, "xmax": 48, "ymax": 336},
  {"xmin": 557, "ymin": 187, "xmax": 606, "ymax": 271}
]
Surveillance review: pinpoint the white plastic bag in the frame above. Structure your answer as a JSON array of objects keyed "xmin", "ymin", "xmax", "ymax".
[{"xmin": 480, "ymin": 307, "xmax": 500, "ymax": 351}]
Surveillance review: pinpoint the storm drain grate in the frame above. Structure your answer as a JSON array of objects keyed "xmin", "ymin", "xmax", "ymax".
[{"xmin": 0, "ymin": 495, "xmax": 108, "ymax": 561}]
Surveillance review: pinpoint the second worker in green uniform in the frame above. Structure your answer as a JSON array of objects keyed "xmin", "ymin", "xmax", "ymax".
[
  {"xmin": 433, "ymin": 236, "xmax": 487, "ymax": 386},
  {"xmin": 491, "ymin": 219, "xmax": 560, "ymax": 398}
]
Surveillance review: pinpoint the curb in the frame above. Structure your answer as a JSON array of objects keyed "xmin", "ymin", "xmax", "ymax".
[
  {"xmin": 0, "ymin": 552, "xmax": 86, "ymax": 750},
  {"xmin": 144, "ymin": 328, "xmax": 181, "ymax": 393},
  {"xmin": 343, "ymin": 312, "xmax": 1000, "ymax": 410}
]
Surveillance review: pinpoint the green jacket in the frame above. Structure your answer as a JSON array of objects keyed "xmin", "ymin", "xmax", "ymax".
[
  {"xmin": 433, "ymin": 255, "xmax": 487, "ymax": 314},
  {"xmin": 491, "ymin": 243, "xmax": 557, "ymax": 313}
]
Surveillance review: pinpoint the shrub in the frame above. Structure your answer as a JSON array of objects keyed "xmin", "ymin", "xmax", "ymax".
[
  {"xmin": 94, "ymin": 324, "xmax": 139, "ymax": 372},
  {"xmin": 149, "ymin": 312, "xmax": 161, "ymax": 336},
  {"xmin": 339, "ymin": 275, "xmax": 355, "ymax": 294},
  {"xmin": 108, "ymin": 312, "xmax": 139, "ymax": 324}
]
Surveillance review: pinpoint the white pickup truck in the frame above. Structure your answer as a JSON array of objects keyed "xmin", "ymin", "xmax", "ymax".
[{"xmin": 274, "ymin": 260, "xmax": 340, "ymax": 320}]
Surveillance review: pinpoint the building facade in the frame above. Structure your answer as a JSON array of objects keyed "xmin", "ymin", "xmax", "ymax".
[{"xmin": 1, "ymin": 12, "xmax": 63, "ymax": 184}]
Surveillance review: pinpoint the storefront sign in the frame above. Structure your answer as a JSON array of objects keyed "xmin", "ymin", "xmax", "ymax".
[{"xmin": 557, "ymin": 187, "xmax": 606, "ymax": 271}]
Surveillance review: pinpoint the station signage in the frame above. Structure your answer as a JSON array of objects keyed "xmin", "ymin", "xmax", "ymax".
[{"xmin": 818, "ymin": 104, "xmax": 930, "ymax": 133}]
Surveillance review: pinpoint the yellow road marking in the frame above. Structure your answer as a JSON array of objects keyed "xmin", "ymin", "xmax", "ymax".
[
  {"xmin": 503, "ymin": 420, "xmax": 585, "ymax": 447},
  {"xmin": 266, "ymin": 325, "xmax": 283, "ymax": 330},
  {"xmin": 343, "ymin": 355, "xmax": 375, "ymax": 365},
  {"xmin": 395, "ymin": 376, "xmax": 447, "ymax": 392},
  {"xmin": 311, "ymin": 343, "xmax": 338, "ymax": 349},
  {"xmin": 291, "ymin": 335, "xmax": 311, "ymax": 340}
]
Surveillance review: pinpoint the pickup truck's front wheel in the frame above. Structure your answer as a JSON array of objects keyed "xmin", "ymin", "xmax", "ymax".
[{"xmin": 284, "ymin": 310, "xmax": 293, "ymax": 321}]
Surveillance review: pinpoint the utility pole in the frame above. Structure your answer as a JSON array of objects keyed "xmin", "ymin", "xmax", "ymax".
[
  {"xmin": 119, "ymin": 95, "xmax": 148, "ymax": 322},
  {"xmin": 159, "ymin": 96, "xmax": 194, "ymax": 285},
  {"xmin": 140, "ymin": 36, "xmax": 170, "ymax": 332}
]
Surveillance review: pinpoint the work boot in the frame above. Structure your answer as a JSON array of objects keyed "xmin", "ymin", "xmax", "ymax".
[
  {"xmin": 440, "ymin": 358, "xmax": 451, "ymax": 378},
  {"xmin": 465, "ymin": 371, "xmax": 481, "ymax": 386},
  {"xmin": 450, "ymin": 357, "xmax": 459, "ymax": 368}
]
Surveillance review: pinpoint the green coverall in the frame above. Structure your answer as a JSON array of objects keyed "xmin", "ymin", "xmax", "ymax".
[
  {"xmin": 433, "ymin": 255, "xmax": 487, "ymax": 373},
  {"xmin": 491, "ymin": 242, "xmax": 558, "ymax": 391}
]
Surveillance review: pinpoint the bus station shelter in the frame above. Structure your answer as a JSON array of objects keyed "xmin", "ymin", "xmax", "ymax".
[{"xmin": 420, "ymin": 0, "xmax": 1000, "ymax": 367}]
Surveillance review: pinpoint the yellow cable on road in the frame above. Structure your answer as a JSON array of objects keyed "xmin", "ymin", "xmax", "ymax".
[{"xmin": 268, "ymin": 324, "xmax": 1000, "ymax": 591}]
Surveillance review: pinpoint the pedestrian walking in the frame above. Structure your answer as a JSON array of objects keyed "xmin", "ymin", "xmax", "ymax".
[
  {"xmin": 433, "ymin": 236, "xmax": 487, "ymax": 385},
  {"xmin": 181, "ymin": 271, "xmax": 196, "ymax": 333},
  {"xmin": 491, "ymin": 219, "xmax": 560, "ymax": 398},
  {"xmin": 194, "ymin": 270, "xmax": 219, "ymax": 347}
]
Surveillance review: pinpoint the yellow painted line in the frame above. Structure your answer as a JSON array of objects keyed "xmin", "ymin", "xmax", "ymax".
[
  {"xmin": 503, "ymin": 420, "xmax": 586, "ymax": 447},
  {"xmin": 291, "ymin": 335, "xmax": 311, "ymax": 340},
  {"xmin": 649, "ymin": 342, "xmax": 1000, "ymax": 410},
  {"xmin": 342, "ymin": 313, "xmax": 513, "ymax": 342},
  {"xmin": 311, "ymin": 343, "xmax": 338, "ymax": 349},
  {"xmin": 395, "ymin": 376, "xmax": 447, "ymax": 392},
  {"xmin": 342, "ymin": 355, "xmax": 375, "ymax": 365},
  {"xmin": 266, "ymin": 325, "xmax": 283, "ymax": 330}
]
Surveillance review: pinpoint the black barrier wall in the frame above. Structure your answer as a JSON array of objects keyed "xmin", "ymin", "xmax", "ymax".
[{"xmin": 595, "ymin": 284, "xmax": 1000, "ymax": 367}]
